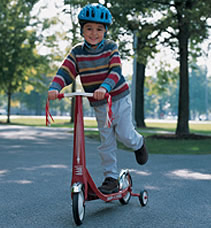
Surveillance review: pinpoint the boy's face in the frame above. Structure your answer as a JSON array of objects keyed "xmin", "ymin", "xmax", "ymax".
[{"xmin": 83, "ymin": 23, "xmax": 106, "ymax": 47}]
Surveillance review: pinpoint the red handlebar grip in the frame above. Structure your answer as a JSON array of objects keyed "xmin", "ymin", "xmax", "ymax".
[{"xmin": 57, "ymin": 93, "xmax": 64, "ymax": 99}]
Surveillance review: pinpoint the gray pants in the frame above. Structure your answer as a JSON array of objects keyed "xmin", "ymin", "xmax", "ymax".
[{"xmin": 94, "ymin": 95, "xmax": 144, "ymax": 179}]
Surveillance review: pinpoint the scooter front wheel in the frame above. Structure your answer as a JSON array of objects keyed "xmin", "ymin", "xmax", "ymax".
[{"xmin": 72, "ymin": 191, "xmax": 85, "ymax": 225}]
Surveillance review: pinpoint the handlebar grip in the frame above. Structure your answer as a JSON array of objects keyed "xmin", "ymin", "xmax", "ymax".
[{"xmin": 57, "ymin": 93, "xmax": 64, "ymax": 99}]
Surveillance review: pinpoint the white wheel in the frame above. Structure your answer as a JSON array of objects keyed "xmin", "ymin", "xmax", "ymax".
[
  {"xmin": 139, "ymin": 190, "xmax": 148, "ymax": 206},
  {"xmin": 119, "ymin": 171, "xmax": 132, "ymax": 205},
  {"xmin": 72, "ymin": 191, "xmax": 85, "ymax": 225}
]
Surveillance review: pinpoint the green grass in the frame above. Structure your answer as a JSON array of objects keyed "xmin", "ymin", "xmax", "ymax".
[
  {"xmin": 140, "ymin": 121, "xmax": 211, "ymax": 154},
  {"xmin": 0, "ymin": 116, "xmax": 97, "ymax": 128},
  {"xmin": 1, "ymin": 116, "xmax": 211, "ymax": 154},
  {"xmin": 145, "ymin": 137, "xmax": 211, "ymax": 154},
  {"xmin": 145, "ymin": 121, "xmax": 211, "ymax": 135},
  {"xmin": 84, "ymin": 131, "xmax": 211, "ymax": 155}
]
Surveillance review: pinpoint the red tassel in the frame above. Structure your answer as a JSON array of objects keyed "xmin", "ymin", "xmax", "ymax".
[
  {"xmin": 45, "ymin": 99, "xmax": 54, "ymax": 126},
  {"xmin": 105, "ymin": 94, "xmax": 114, "ymax": 128}
]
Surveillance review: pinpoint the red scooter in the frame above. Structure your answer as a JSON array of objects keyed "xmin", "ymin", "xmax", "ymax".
[{"xmin": 46, "ymin": 92, "xmax": 148, "ymax": 226}]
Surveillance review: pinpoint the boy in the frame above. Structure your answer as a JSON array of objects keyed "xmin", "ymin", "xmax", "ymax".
[{"xmin": 48, "ymin": 4, "xmax": 148, "ymax": 194}]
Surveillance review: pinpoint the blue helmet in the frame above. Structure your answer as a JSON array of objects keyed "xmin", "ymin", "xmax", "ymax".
[{"xmin": 78, "ymin": 4, "xmax": 112, "ymax": 26}]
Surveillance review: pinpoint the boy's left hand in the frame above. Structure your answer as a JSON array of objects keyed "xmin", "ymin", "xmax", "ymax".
[{"xmin": 94, "ymin": 87, "xmax": 107, "ymax": 100}]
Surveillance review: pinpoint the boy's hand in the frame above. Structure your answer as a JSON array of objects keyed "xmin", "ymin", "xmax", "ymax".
[
  {"xmin": 94, "ymin": 87, "xmax": 107, "ymax": 100},
  {"xmin": 48, "ymin": 90, "xmax": 59, "ymax": 100}
]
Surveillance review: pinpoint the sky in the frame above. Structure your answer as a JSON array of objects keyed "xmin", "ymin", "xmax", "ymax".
[{"xmin": 33, "ymin": 0, "xmax": 211, "ymax": 78}]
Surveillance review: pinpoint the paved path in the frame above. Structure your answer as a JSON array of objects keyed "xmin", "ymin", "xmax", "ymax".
[{"xmin": 0, "ymin": 125, "xmax": 211, "ymax": 228}]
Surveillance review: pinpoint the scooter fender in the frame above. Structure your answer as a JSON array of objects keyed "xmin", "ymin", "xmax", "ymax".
[
  {"xmin": 119, "ymin": 169, "xmax": 129, "ymax": 178},
  {"xmin": 119, "ymin": 169, "xmax": 130, "ymax": 189},
  {"xmin": 71, "ymin": 182, "xmax": 83, "ymax": 193}
]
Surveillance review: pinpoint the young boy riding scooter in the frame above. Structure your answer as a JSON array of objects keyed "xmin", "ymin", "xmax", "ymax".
[{"xmin": 48, "ymin": 3, "xmax": 148, "ymax": 194}]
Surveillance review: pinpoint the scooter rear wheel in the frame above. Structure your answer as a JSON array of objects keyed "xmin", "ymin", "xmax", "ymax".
[
  {"xmin": 72, "ymin": 191, "xmax": 85, "ymax": 225},
  {"xmin": 139, "ymin": 190, "xmax": 148, "ymax": 206}
]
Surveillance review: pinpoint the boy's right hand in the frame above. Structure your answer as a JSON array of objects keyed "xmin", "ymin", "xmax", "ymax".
[{"xmin": 48, "ymin": 90, "xmax": 59, "ymax": 100}]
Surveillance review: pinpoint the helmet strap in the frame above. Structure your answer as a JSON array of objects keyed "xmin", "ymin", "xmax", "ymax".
[{"xmin": 84, "ymin": 39, "xmax": 105, "ymax": 49}]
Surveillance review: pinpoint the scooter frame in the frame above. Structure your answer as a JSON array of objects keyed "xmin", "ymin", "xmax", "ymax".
[{"xmin": 56, "ymin": 92, "xmax": 148, "ymax": 226}]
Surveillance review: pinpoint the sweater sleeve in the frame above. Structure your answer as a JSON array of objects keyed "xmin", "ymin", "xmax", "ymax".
[
  {"xmin": 100, "ymin": 42, "xmax": 122, "ymax": 92},
  {"xmin": 49, "ymin": 50, "xmax": 78, "ymax": 91}
]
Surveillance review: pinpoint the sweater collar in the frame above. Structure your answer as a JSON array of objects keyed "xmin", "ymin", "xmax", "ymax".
[{"xmin": 82, "ymin": 39, "xmax": 105, "ymax": 53}]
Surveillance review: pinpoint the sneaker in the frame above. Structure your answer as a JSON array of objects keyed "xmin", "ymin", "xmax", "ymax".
[
  {"xmin": 98, "ymin": 177, "xmax": 119, "ymax": 194},
  {"xmin": 134, "ymin": 141, "xmax": 148, "ymax": 165}
]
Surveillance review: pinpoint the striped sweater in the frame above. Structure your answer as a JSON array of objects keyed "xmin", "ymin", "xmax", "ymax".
[{"xmin": 49, "ymin": 39, "xmax": 129, "ymax": 106}]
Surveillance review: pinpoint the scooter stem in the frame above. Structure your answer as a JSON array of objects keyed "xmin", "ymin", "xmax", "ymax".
[{"xmin": 71, "ymin": 96, "xmax": 88, "ymax": 196}]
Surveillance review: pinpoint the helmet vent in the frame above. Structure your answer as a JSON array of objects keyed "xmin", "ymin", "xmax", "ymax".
[
  {"xmin": 101, "ymin": 12, "xmax": 104, "ymax": 19},
  {"xmin": 91, "ymin": 9, "xmax": 95, "ymax": 17},
  {"xmin": 86, "ymin": 10, "xmax": 89, "ymax": 17}
]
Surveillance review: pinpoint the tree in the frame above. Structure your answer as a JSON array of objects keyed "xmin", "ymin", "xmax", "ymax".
[
  {"xmin": 134, "ymin": 24, "xmax": 161, "ymax": 127},
  {"xmin": 102, "ymin": 1, "xmax": 176, "ymax": 128},
  {"xmin": 0, "ymin": 0, "xmax": 42, "ymax": 123},
  {"xmin": 0, "ymin": 0, "xmax": 66, "ymax": 122},
  {"xmin": 152, "ymin": 0, "xmax": 211, "ymax": 136},
  {"xmin": 108, "ymin": 0, "xmax": 211, "ymax": 134}
]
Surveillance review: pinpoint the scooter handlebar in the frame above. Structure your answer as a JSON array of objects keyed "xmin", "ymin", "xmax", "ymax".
[
  {"xmin": 57, "ymin": 92, "xmax": 109, "ymax": 99},
  {"xmin": 46, "ymin": 92, "xmax": 112, "ymax": 127}
]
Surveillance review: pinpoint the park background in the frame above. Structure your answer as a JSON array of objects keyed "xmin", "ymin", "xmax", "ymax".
[
  {"xmin": 0, "ymin": 0, "xmax": 211, "ymax": 142},
  {"xmin": 1, "ymin": 2, "xmax": 211, "ymax": 227}
]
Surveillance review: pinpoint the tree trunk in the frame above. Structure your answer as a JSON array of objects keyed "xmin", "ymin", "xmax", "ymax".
[
  {"xmin": 176, "ymin": 27, "xmax": 190, "ymax": 136},
  {"xmin": 135, "ymin": 62, "xmax": 146, "ymax": 128},
  {"xmin": 7, "ymin": 91, "xmax": 11, "ymax": 124}
]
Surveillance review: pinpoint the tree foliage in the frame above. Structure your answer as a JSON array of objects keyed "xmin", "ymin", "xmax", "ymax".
[
  {"xmin": 0, "ymin": 0, "xmax": 40, "ymax": 89},
  {"xmin": 0, "ymin": 0, "xmax": 42, "ymax": 122},
  {"xmin": 0, "ymin": 0, "xmax": 66, "ymax": 122}
]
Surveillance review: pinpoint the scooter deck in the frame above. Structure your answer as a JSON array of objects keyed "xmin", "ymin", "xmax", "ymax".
[{"xmin": 85, "ymin": 169, "xmax": 132, "ymax": 202}]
